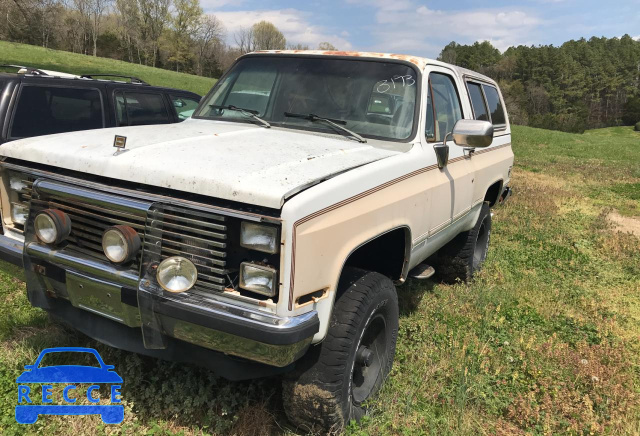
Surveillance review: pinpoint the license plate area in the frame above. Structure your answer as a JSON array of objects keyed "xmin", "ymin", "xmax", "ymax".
[{"xmin": 66, "ymin": 271, "xmax": 128, "ymax": 324}]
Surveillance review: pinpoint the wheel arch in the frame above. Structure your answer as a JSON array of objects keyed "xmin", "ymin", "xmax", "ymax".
[
  {"xmin": 483, "ymin": 179, "xmax": 503, "ymax": 207},
  {"xmin": 334, "ymin": 225, "xmax": 411, "ymax": 302}
]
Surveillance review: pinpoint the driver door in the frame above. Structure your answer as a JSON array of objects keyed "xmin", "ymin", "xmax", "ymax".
[{"xmin": 422, "ymin": 67, "xmax": 474, "ymax": 237}]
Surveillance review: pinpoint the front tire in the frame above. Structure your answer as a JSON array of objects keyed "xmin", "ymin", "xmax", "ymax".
[
  {"xmin": 282, "ymin": 268, "xmax": 398, "ymax": 433},
  {"xmin": 433, "ymin": 202, "xmax": 492, "ymax": 283}
]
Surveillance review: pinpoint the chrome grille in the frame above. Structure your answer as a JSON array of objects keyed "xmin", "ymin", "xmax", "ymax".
[
  {"xmin": 31, "ymin": 196, "xmax": 145, "ymax": 268},
  {"xmin": 146, "ymin": 205, "xmax": 228, "ymax": 292}
]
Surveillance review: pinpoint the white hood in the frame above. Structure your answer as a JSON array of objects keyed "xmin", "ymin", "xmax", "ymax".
[{"xmin": 1, "ymin": 119, "xmax": 400, "ymax": 209}]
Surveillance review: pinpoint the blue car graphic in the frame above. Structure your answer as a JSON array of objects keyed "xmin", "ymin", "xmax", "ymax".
[{"xmin": 15, "ymin": 347, "xmax": 124, "ymax": 424}]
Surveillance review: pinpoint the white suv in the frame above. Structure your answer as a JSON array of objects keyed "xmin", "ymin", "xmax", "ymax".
[{"xmin": 0, "ymin": 51, "xmax": 513, "ymax": 432}]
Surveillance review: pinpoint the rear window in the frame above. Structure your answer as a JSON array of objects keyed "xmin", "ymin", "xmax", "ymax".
[
  {"xmin": 115, "ymin": 91, "xmax": 170, "ymax": 126},
  {"xmin": 467, "ymin": 82, "xmax": 489, "ymax": 122},
  {"xmin": 10, "ymin": 86, "xmax": 103, "ymax": 138},
  {"xmin": 482, "ymin": 84, "xmax": 506, "ymax": 125}
]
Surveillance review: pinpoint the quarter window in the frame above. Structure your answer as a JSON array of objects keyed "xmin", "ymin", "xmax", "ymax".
[
  {"xmin": 482, "ymin": 85, "xmax": 506, "ymax": 125},
  {"xmin": 425, "ymin": 73, "xmax": 463, "ymax": 142},
  {"xmin": 10, "ymin": 86, "xmax": 103, "ymax": 138},
  {"xmin": 467, "ymin": 82, "xmax": 489, "ymax": 122},
  {"xmin": 115, "ymin": 92, "xmax": 170, "ymax": 126}
]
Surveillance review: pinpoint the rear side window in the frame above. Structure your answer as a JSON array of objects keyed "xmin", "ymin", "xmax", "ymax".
[
  {"xmin": 170, "ymin": 94, "xmax": 200, "ymax": 121},
  {"xmin": 10, "ymin": 86, "xmax": 103, "ymax": 138},
  {"xmin": 115, "ymin": 91, "xmax": 170, "ymax": 126},
  {"xmin": 482, "ymin": 84, "xmax": 506, "ymax": 125},
  {"xmin": 467, "ymin": 83, "xmax": 489, "ymax": 122}
]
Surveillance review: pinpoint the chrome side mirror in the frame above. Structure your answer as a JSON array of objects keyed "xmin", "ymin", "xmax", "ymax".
[{"xmin": 452, "ymin": 119, "xmax": 494, "ymax": 148}]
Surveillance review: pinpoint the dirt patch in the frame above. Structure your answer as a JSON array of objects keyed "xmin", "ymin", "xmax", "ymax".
[{"xmin": 608, "ymin": 212, "xmax": 640, "ymax": 236}]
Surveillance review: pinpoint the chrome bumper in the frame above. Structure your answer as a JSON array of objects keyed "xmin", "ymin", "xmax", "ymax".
[{"xmin": 1, "ymin": 235, "xmax": 318, "ymax": 369}]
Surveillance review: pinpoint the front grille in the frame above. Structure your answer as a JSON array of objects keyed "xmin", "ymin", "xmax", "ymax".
[
  {"xmin": 31, "ymin": 196, "xmax": 145, "ymax": 269},
  {"xmin": 146, "ymin": 205, "xmax": 228, "ymax": 292}
]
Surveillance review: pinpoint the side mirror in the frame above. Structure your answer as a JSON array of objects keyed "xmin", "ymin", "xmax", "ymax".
[{"xmin": 452, "ymin": 119, "xmax": 494, "ymax": 148}]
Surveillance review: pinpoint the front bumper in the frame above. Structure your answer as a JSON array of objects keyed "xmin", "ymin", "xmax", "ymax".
[{"xmin": 0, "ymin": 234, "xmax": 318, "ymax": 372}]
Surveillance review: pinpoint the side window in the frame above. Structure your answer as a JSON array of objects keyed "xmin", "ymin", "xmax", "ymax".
[
  {"xmin": 170, "ymin": 95, "xmax": 200, "ymax": 121},
  {"xmin": 116, "ymin": 92, "xmax": 170, "ymax": 126},
  {"xmin": 10, "ymin": 86, "xmax": 103, "ymax": 138},
  {"xmin": 482, "ymin": 84, "xmax": 506, "ymax": 125},
  {"xmin": 426, "ymin": 73, "xmax": 463, "ymax": 142},
  {"xmin": 467, "ymin": 82, "xmax": 489, "ymax": 121}
]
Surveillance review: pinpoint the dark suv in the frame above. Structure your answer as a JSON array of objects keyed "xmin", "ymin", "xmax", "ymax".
[{"xmin": 0, "ymin": 66, "xmax": 201, "ymax": 145}]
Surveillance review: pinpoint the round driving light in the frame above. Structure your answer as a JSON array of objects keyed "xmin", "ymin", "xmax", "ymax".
[
  {"xmin": 34, "ymin": 209, "xmax": 71, "ymax": 244},
  {"xmin": 156, "ymin": 256, "xmax": 198, "ymax": 293},
  {"xmin": 102, "ymin": 225, "xmax": 141, "ymax": 263}
]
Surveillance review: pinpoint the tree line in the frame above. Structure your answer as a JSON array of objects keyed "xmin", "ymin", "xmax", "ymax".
[
  {"xmin": 439, "ymin": 37, "xmax": 640, "ymax": 132},
  {"xmin": 0, "ymin": 0, "xmax": 336, "ymax": 78}
]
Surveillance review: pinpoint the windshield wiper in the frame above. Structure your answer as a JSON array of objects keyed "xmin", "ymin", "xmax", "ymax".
[
  {"xmin": 284, "ymin": 112, "xmax": 366, "ymax": 143},
  {"xmin": 209, "ymin": 104, "xmax": 270, "ymax": 128}
]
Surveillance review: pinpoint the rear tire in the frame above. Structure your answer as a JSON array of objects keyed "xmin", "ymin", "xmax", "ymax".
[
  {"xmin": 282, "ymin": 268, "xmax": 398, "ymax": 433},
  {"xmin": 433, "ymin": 202, "xmax": 492, "ymax": 283}
]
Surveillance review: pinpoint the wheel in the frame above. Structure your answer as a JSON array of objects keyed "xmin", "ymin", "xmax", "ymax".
[
  {"xmin": 433, "ymin": 202, "xmax": 492, "ymax": 283},
  {"xmin": 282, "ymin": 268, "xmax": 399, "ymax": 433}
]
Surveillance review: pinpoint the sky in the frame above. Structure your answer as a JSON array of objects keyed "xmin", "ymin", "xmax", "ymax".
[{"xmin": 201, "ymin": 0, "xmax": 640, "ymax": 58}]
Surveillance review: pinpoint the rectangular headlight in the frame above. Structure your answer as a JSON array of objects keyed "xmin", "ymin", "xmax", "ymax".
[
  {"xmin": 239, "ymin": 262, "xmax": 277, "ymax": 297},
  {"xmin": 240, "ymin": 222, "xmax": 278, "ymax": 254}
]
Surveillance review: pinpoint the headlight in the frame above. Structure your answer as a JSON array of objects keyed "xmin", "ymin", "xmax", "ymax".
[
  {"xmin": 10, "ymin": 203, "xmax": 28, "ymax": 225},
  {"xmin": 34, "ymin": 209, "xmax": 71, "ymax": 244},
  {"xmin": 239, "ymin": 262, "xmax": 277, "ymax": 297},
  {"xmin": 240, "ymin": 222, "xmax": 278, "ymax": 254},
  {"xmin": 102, "ymin": 225, "xmax": 141, "ymax": 263},
  {"xmin": 156, "ymin": 256, "xmax": 198, "ymax": 293}
]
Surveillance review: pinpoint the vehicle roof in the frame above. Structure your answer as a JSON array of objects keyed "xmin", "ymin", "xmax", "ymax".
[
  {"xmin": 0, "ymin": 72, "xmax": 201, "ymax": 96},
  {"xmin": 248, "ymin": 50, "xmax": 497, "ymax": 85}
]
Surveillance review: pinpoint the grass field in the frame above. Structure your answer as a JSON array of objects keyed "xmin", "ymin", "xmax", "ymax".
[
  {"xmin": 0, "ymin": 41, "xmax": 215, "ymax": 95},
  {"xmin": 0, "ymin": 125, "xmax": 639, "ymax": 435}
]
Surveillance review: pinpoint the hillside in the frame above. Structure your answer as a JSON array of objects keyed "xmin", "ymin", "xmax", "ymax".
[
  {"xmin": 0, "ymin": 41, "xmax": 215, "ymax": 95},
  {"xmin": 0, "ymin": 125, "xmax": 638, "ymax": 435}
]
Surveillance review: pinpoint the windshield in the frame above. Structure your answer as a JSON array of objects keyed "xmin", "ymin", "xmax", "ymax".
[{"xmin": 196, "ymin": 56, "xmax": 419, "ymax": 141}]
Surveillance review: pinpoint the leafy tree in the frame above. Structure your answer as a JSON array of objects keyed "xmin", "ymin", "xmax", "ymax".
[
  {"xmin": 251, "ymin": 21, "xmax": 285, "ymax": 51},
  {"xmin": 318, "ymin": 41, "xmax": 337, "ymax": 51}
]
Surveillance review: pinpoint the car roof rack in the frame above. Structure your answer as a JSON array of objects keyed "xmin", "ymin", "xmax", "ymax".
[
  {"xmin": 0, "ymin": 64, "xmax": 49, "ymax": 75},
  {"xmin": 80, "ymin": 74, "xmax": 150, "ymax": 85}
]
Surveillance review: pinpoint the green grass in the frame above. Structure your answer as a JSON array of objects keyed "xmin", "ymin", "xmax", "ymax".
[
  {"xmin": 0, "ymin": 41, "xmax": 215, "ymax": 95},
  {"xmin": 0, "ymin": 125, "xmax": 639, "ymax": 435}
]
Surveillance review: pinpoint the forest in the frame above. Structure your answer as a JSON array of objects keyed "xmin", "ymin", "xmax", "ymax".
[
  {"xmin": 439, "ymin": 38, "xmax": 640, "ymax": 132},
  {"xmin": 1, "ymin": 0, "xmax": 639, "ymax": 132}
]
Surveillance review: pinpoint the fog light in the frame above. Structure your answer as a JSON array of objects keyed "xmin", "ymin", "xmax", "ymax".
[
  {"xmin": 239, "ymin": 262, "xmax": 277, "ymax": 297},
  {"xmin": 102, "ymin": 225, "xmax": 141, "ymax": 263},
  {"xmin": 156, "ymin": 256, "xmax": 198, "ymax": 293},
  {"xmin": 34, "ymin": 209, "xmax": 71, "ymax": 244}
]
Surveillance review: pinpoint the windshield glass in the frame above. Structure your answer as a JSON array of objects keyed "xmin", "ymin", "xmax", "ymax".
[{"xmin": 196, "ymin": 56, "xmax": 419, "ymax": 141}]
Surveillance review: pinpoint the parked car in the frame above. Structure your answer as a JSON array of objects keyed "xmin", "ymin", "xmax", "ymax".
[
  {"xmin": 0, "ymin": 65, "xmax": 201, "ymax": 145},
  {"xmin": 0, "ymin": 51, "xmax": 513, "ymax": 432}
]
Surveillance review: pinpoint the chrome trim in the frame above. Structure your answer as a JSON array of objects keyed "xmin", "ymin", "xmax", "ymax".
[
  {"xmin": 0, "ymin": 161, "xmax": 279, "ymax": 223},
  {"xmin": 0, "ymin": 234, "xmax": 24, "ymax": 267},
  {"xmin": 26, "ymin": 242, "xmax": 139, "ymax": 288}
]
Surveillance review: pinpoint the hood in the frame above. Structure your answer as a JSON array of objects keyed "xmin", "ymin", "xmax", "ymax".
[{"xmin": 1, "ymin": 119, "xmax": 401, "ymax": 209}]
